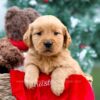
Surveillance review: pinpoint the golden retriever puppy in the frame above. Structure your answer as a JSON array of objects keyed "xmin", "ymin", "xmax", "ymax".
[{"xmin": 23, "ymin": 15, "xmax": 84, "ymax": 96}]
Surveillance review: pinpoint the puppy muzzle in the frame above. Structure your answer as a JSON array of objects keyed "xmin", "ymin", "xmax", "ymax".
[{"xmin": 44, "ymin": 40, "xmax": 53, "ymax": 49}]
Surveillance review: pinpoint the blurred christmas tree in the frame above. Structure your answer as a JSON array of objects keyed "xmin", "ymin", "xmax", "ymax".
[{"xmin": 5, "ymin": 0, "xmax": 100, "ymax": 73}]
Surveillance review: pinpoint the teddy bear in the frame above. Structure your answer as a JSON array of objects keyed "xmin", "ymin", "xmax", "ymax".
[
  {"xmin": 5, "ymin": 6, "xmax": 40, "ymax": 51},
  {"xmin": 0, "ymin": 6, "xmax": 40, "ymax": 73}
]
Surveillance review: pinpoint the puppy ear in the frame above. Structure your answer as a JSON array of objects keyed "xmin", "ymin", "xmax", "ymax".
[
  {"xmin": 63, "ymin": 26, "xmax": 72, "ymax": 48},
  {"xmin": 23, "ymin": 24, "xmax": 33, "ymax": 47}
]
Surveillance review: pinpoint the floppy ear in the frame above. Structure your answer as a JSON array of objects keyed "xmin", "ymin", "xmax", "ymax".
[
  {"xmin": 23, "ymin": 24, "xmax": 33, "ymax": 47},
  {"xmin": 63, "ymin": 26, "xmax": 72, "ymax": 48}
]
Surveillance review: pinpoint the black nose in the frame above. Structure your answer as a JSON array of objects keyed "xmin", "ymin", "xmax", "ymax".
[{"xmin": 44, "ymin": 40, "xmax": 53, "ymax": 48}]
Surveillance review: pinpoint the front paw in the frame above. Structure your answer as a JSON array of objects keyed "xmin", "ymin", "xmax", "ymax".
[
  {"xmin": 51, "ymin": 79, "xmax": 65, "ymax": 96},
  {"xmin": 24, "ymin": 73, "xmax": 38, "ymax": 89}
]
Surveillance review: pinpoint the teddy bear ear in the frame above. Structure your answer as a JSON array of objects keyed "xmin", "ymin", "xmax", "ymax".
[
  {"xmin": 23, "ymin": 8, "xmax": 41, "ymax": 23},
  {"xmin": 5, "ymin": 6, "xmax": 20, "ymax": 19}
]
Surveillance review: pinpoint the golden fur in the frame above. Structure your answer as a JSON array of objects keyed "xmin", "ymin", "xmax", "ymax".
[{"xmin": 23, "ymin": 15, "xmax": 84, "ymax": 96}]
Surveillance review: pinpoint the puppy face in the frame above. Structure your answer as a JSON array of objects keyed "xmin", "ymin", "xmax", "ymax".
[{"xmin": 24, "ymin": 15, "xmax": 71, "ymax": 56}]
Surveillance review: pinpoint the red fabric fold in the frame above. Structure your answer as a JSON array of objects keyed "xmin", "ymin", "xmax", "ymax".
[
  {"xmin": 9, "ymin": 39, "xmax": 28, "ymax": 51},
  {"xmin": 10, "ymin": 70, "xmax": 95, "ymax": 100}
]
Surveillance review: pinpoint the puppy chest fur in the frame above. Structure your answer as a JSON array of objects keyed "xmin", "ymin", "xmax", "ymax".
[{"xmin": 24, "ymin": 49, "xmax": 82, "ymax": 75}]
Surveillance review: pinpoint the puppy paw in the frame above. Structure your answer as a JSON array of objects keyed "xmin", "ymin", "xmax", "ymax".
[
  {"xmin": 51, "ymin": 78, "xmax": 65, "ymax": 96},
  {"xmin": 24, "ymin": 73, "xmax": 38, "ymax": 89}
]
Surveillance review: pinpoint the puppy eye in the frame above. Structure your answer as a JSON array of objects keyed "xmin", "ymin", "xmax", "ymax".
[
  {"xmin": 36, "ymin": 32, "xmax": 42, "ymax": 36},
  {"xmin": 54, "ymin": 32, "xmax": 60, "ymax": 35}
]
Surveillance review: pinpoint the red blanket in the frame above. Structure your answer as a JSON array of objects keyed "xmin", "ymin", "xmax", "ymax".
[{"xmin": 10, "ymin": 70, "xmax": 94, "ymax": 100}]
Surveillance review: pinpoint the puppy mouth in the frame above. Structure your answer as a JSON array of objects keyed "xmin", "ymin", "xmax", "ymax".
[
  {"xmin": 41, "ymin": 49, "xmax": 53, "ymax": 56},
  {"xmin": 44, "ymin": 49, "xmax": 52, "ymax": 53}
]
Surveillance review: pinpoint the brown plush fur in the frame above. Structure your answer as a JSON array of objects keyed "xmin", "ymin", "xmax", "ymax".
[
  {"xmin": 23, "ymin": 15, "xmax": 84, "ymax": 96},
  {"xmin": 0, "ymin": 38, "xmax": 24, "ymax": 73},
  {"xmin": 5, "ymin": 6, "xmax": 40, "ymax": 40},
  {"xmin": 0, "ymin": 7, "xmax": 40, "ymax": 73}
]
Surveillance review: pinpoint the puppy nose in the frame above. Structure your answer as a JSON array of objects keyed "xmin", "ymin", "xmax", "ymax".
[{"xmin": 44, "ymin": 40, "xmax": 53, "ymax": 48}]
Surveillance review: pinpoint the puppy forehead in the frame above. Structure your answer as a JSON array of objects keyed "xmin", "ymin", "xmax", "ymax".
[{"xmin": 31, "ymin": 15, "xmax": 64, "ymax": 29}]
